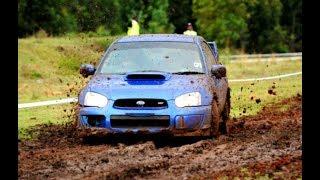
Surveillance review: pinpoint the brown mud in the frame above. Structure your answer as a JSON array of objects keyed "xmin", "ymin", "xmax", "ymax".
[{"xmin": 18, "ymin": 95, "xmax": 302, "ymax": 179}]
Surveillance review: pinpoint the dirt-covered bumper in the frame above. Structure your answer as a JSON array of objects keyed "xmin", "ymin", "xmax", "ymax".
[{"xmin": 78, "ymin": 100, "xmax": 212, "ymax": 136}]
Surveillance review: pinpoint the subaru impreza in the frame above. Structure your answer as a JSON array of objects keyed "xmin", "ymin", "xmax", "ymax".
[{"xmin": 78, "ymin": 34, "xmax": 230, "ymax": 137}]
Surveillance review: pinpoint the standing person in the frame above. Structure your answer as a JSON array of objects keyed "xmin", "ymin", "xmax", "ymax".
[
  {"xmin": 127, "ymin": 16, "xmax": 140, "ymax": 36},
  {"xmin": 183, "ymin": 22, "xmax": 197, "ymax": 36}
]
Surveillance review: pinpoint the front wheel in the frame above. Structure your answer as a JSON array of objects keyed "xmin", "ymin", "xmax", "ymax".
[
  {"xmin": 210, "ymin": 99, "xmax": 221, "ymax": 138},
  {"xmin": 219, "ymin": 87, "xmax": 231, "ymax": 134}
]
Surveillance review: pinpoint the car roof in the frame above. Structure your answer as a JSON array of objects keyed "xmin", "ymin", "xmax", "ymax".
[{"xmin": 116, "ymin": 34, "xmax": 203, "ymax": 43}]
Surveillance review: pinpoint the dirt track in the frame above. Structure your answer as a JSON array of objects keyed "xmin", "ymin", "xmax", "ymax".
[{"xmin": 18, "ymin": 95, "xmax": 302, "ymax": 179}]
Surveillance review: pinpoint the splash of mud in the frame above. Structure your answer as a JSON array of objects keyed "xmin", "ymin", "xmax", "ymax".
[{"xmin": 18, "ymin": 95, "xmax": 302, "ymax": 179}]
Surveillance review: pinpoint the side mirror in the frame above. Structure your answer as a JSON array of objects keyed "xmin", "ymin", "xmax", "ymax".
[
  {"xmin": 211, "ymin": 64, "xmax": 226, "ymax": 78},
  {"xmin": 80, "ymin": 64, "xmax": 96, "ymax": 78}
]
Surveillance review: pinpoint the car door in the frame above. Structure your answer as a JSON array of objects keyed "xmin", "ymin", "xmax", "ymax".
[{"xmin": 200, "ymin": 41, "xmax": 228, "ymax": 112}]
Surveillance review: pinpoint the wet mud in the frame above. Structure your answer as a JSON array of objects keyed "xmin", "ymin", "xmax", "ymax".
[{"xmin": 18, "ymin": 95, "xmax": 302, "ymax": 179}]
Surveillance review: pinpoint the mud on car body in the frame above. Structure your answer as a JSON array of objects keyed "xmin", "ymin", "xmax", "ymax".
[{"xmin": 78, "ymin": 34, "xmax": 230, "ymax": 137}]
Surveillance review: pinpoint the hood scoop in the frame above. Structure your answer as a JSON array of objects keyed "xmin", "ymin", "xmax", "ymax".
[
  {"xmin": 125, "ymin": 72, "xmax": 170, "ymax": 85},
  {"xmin": 126, "ymin": 74, "xmax": 165, "ymax": 80}
]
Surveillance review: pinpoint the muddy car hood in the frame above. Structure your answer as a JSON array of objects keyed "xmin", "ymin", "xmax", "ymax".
[{"xmin": 79, "ymin": 74, "xmax": 214, "ymax": 105}]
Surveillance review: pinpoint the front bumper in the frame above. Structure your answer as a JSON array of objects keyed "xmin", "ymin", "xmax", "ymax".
[{"xmin": 78, "ymin": 100, "xmax": 212, "ymax": 136}]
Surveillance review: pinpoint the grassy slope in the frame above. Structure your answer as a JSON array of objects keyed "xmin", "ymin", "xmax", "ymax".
[
  {"xmin": 18, "ymin": 36, "xmax": 302, "ymax": 139},
  {"xmin": 18, "ymin": 35, "xmax": 119, "ymax": 103}
]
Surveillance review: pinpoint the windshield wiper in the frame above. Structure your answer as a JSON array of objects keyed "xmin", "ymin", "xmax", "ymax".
[{"xmin": 172, "ymin": 71, "xmax": 205, "ymax": 75}]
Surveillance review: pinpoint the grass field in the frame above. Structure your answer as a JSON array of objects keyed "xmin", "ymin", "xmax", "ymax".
[
  {"xmin": 18, "ymin": 104, "xmax": 74, "ymax": 139},
  {"xmin": 18, "ymin": 35, "xmax": 302, "ymax": 139},
  {"xmin": 18, "ymin": 35, "xmax": 119, "ymax": 103}
]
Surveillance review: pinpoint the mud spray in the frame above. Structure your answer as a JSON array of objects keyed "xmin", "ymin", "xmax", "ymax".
[{"xmin": 19, "ymin": 95, "xmax": 301, "ymax": 179}]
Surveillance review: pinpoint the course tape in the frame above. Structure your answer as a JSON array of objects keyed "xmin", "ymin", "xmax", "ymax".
[
  {"xmin": 228, "ymin": 71, "xmax": 301, "ymax": 82},
  {"xmin": 18, "ymin": 72, "xmax": 302, "ymax": 109},
  {"xmin": 229, "ymin": 56, "xmax": 301, "ymax": 63},
  {"xmin": 226, "ymin": 52, "xmax": 301, "ymax": 59},
  {"xmin": 18, "ymin": 97, "xmax": 78, "ymax": 109}
]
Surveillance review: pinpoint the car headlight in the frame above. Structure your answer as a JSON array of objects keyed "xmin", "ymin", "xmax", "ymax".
[
  {"xmin": 175, "ymin": 92, "xmax": 201, "ymax": 107},
  {"xmin": 84, "ymin": 92, "xmax": 108, "ymax": 107}
]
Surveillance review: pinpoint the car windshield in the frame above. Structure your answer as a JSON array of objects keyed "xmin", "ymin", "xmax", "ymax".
[{"xmin": 98, "ymin": 42, "xmax": 204, "ymax": 74}]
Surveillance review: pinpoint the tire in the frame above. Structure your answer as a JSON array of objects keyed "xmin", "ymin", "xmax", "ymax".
[
  {"xmin": 219, "ymin": 87, "xmax": 231, "ymax": 134},
  {"xmin": 210, "ymin": 99, "xmax": 221, "ymax": 138}
]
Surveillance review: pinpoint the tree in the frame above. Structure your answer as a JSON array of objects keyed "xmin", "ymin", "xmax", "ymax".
[
  {"xmin": 18, "ymin": 0, "xmax": 78, "ymax": 37},
  {"xmin": 119, "ymin": 0, "xmax": 149, "ymax": 33},
  {"xmin": 192, "ymin": 0, "xmax": 249, "ymax": 49},
  {"xmin": 75, "ymin": 0, "xmax": 122, "ymax": 34},
  {"xmin": 17, "ymin": 0, "xmax": 302, "ymax": 54},
  {"xmin": 147, "ymin": 0, "xmax": 174, "ymax": 33},
  {"xmin": 168, "ymin": 0, "xmax": 195, "ymax": 34},
  {"xmin": 280, "ymin": 0, "xmax": 302, "ymax": 52},
  {"xmin": 246, "ymin": 0, "xmax": 289, "ymax": 53}
]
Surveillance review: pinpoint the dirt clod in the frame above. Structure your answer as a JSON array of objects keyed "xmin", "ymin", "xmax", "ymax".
[
  {"xmin": 255, "ymin": 98, "xmax": 261, "ymax": 104},
  {"xmin": 56, "ymin": 46, "xmax": 65, "ymax": 52},
  {"xmin": 268, "ymin": 89, "xmax": 277, "ymax": 95}
]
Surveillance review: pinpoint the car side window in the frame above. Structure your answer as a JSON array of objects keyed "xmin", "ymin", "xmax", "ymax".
[{"xmin": 201, "ymin": 41, "xmax": 217, "ymax": 67}]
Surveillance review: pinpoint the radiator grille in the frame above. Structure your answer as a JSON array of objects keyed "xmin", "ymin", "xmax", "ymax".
[{"xmin": 113, "ymin": 99, "xmax": 168, "ymax": 109}]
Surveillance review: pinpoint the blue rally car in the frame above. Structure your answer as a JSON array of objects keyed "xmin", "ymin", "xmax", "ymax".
[{"xmin": 78, "ymin": 34, "xmax": 230, "ymax": 137}]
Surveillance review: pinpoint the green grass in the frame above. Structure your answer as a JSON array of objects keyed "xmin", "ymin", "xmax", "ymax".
[
  {"xmin": 18, "ymin": 35, "xmax": 119, "ymax": 103},
  {"xmin": 18, "ymin": 104, "xmax": 74, "ymax": 139},
  {"xmin": 226, "ymin": 60, "xmax": 301, "ymax": 79},
  {"xmin": 225, "ymin": 59, "xmax": 301, "ymax": 117},
  {"xmin": 229, "ymin": 75, "xmax": 301, "ymax": 118},
  {"xmin": 18, "ymin": 35, "xmax": 302, "ymax": 139}
]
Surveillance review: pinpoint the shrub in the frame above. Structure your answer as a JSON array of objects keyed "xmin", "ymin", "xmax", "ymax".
[
  {"xmin": 96, "ymin": 25, "xmax": 111, "ymax": 36},
  {"xmin": 31, "ymin": 71, "xmax": 42, "ymax": 79},
  {"xmin": 34, "ymin": 29, "xmax": 48, "ymax": 38},
  {"xmin": 58, "ymin": 57, "xmax": 80, "ymax": 75}
]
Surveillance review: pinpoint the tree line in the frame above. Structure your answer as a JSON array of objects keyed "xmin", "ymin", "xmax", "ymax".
[{"xmin": 18, "ymin": 0, "xmax": 301, "ymax": 53}]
